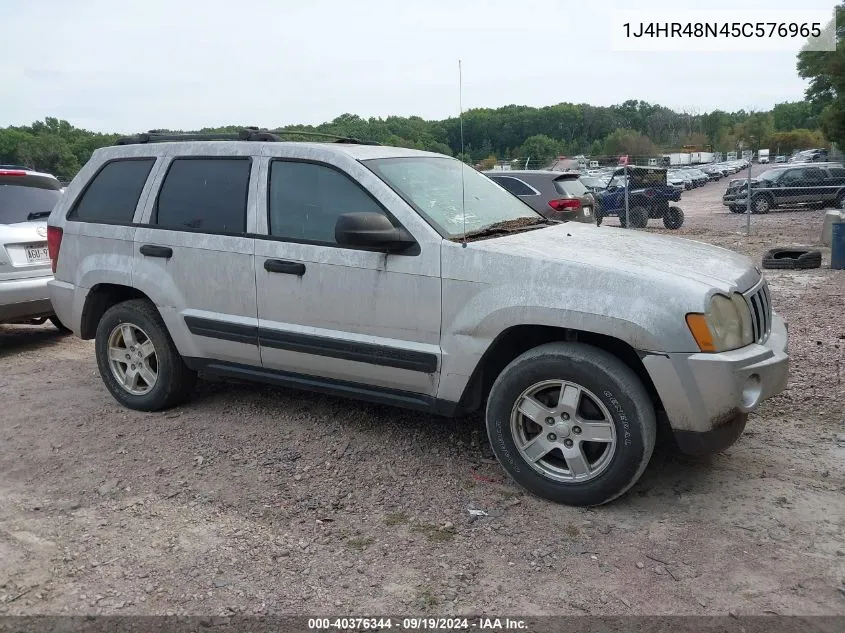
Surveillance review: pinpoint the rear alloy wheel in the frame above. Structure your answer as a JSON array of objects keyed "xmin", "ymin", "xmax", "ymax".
[
  {"xmin": 486, "ymin": 342, "xmax": 656, "ymax": 506},
  {"xmin": 663, "ymin": 206, "xmax": 684, "ymax": 229},
  {"xmin": 95, "ymin": 299, "xmax": 196, "ymax": 411},
  {"xmin": 752, "ymin": 195, "xmax": 772, "ymax": 214}
]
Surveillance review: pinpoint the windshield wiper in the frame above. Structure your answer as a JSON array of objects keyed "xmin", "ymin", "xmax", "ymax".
[
  {"xmin": 26, "ymin": 211, "xmax": 52, "ymax": 220},
  {"xmin": 456, "ymin": 217, "xmax": 553, "ymax": 241}
]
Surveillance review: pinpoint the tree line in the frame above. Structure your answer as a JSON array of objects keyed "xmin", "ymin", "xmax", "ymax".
[
  {"xmin": 0, "ymin": 100, "xmax": 829, "ymax": 182},
  {"xmin": 1, "ymin": 3, "xmax": 841, "ymax": 182}
]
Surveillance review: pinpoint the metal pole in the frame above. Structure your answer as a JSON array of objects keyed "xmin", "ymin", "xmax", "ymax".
[
  {"xmin": 624, "ymin": 163, "xmax": 630, "ymax": 228},
  {"xmin": 745, "ymin": 157, "xmax": 752, "ymax": 236}
]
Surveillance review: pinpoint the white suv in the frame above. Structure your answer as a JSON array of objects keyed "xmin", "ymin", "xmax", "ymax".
[
  {"xmin": 48, "ymin": 130, "xmax": 789, "ymax": 507},
  {"xmin": 0, "ymin": 166, "xmax": 67, "ymax": 329}
]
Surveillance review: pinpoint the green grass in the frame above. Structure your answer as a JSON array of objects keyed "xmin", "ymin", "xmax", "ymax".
[
  {"xmin": 384, "ymin": 512, "xmax": 409, "ymax": 526},
  {"xmin": 410, "ymin": 522, "xmax": 455, "ymax": 542},
  {"xmin": 347, "ymin": 535, "xmax": 375, "ymax": 551}
]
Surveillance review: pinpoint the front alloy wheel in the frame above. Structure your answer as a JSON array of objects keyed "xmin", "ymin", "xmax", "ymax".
[{"xmin": 511, "ymin": 380, "xmax": 616, "ymax": 483}]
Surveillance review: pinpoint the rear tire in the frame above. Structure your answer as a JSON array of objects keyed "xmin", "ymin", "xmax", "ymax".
[
  {"xmin": 485, "ymin": 342, "xmax": 657, "ymax": 507},
  {"xmin": 663, "ymin": 206, "xmax": 684, "ymax": 229},
  {"xmin": 95, "ymin": 299, "xmax": 196, "ymax": 411}
]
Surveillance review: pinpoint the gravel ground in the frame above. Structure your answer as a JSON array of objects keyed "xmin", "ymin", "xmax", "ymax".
[{"xmin": 1, "ymin": 173, "xmax": 844, "ymax": 617}]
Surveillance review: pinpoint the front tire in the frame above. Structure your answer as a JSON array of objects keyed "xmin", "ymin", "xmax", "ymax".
[
  {"xmin": 95, "ymin": 299, "xmax": 196, "ymax": 411},
  {"xmin": 485, "ymin": 342, "xmax": 657, "ymax": 506}
]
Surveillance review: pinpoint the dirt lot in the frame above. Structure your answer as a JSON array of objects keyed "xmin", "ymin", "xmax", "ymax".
[{"xmin": 1, "ymin": 174, "xmax": 844, "ymax": 617}]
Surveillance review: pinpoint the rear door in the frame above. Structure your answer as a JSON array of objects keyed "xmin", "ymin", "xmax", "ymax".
[
  {"xmin": 801, "ymin": 166, "xmax": 826, "ymax": 203},
  {"xmin": 776, "ymin": 168, "xmax": 805, "ymax": 206},
  {"xmin": 0, "ymin": 171, "xmax": 62, "ymax": 284},
  {"xmin": 133, "ymin": 154, "xmax": 260, "ymax": 366}
]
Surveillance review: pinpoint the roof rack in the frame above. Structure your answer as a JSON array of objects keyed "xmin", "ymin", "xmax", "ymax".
[{"xmin": 115, "ymin": 127, "xmax": 381, "ymax": 146}]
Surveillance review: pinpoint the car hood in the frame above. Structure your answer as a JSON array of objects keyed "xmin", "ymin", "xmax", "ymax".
[{"xmin": 458, "ymin": 222, "xmax": 759, "ymax": 292}]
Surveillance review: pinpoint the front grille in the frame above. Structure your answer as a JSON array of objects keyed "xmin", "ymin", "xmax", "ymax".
[{"xmin": 744, "ymin": 280, "xmax": 772, "ymax": 344}]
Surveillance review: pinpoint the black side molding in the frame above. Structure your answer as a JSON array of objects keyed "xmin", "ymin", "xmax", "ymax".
[
  {"xmin": 183, "ymin": 359, "xmax": 439, "ymax": 413},
  {"xmin": 258, "ymin": 328, "xmax": 438, "ymax": 373},
  {"xmin": 181, "ymin": 316, "xmax": 438, "ymax": 374},
  {"xmin": 184, "ymin": 316, "xmax": 258, "ymax": 346}
]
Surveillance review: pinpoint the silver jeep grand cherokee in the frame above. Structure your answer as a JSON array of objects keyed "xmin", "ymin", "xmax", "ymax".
[{"xmin": 47, "ymin": 130, "xmax": 789, "ymax": 506}]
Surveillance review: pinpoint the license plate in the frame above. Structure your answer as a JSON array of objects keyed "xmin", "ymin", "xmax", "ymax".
[
  {"xmin": 25, "ymin": 244, "xmax": 50, "ymax": 264},
  {"xmin": 583, "ymin": 207, "xmax": 592, "ymax": 217}
]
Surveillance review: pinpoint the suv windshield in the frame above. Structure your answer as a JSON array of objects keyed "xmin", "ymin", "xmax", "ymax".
[
  {"xmin": 0, "ymin": 180, "xmax": 62, "ymax": 224},
  {"xmin": 364, "ymin": 157, "xmax": 539, "ymax": 237}
]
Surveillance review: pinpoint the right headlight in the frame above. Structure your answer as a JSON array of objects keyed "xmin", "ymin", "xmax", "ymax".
[{"xmin": 686, "ymin": 293, "xmax": 753, "ymax": 352}]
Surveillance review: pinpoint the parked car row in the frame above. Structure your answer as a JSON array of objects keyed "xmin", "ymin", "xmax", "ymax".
[{"xmin": 789, "ymin": 148, "xmax": 829, "ymax": 163}]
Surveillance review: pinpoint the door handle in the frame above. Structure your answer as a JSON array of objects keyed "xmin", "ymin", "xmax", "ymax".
[
  {"xmin": 264, "ymin": 259, "xmax": 306, "ymax": 276},
  {"xmin": 140, "ymin": 245, "xmax": 173, "ymax": 258}
]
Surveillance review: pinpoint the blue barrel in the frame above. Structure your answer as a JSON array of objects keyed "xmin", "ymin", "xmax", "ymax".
[{"xmin": 832, "ymin": 222, "xmax": 845, "ymax": 270}]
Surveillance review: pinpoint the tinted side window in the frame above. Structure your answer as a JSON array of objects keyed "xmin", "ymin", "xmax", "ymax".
[
  {"xmin": 781, "ymin": 169, "xmax": 804, "ymax": 182},
  {"xmin": 803, "ymin": 167, "xmax": 825, "ymax": 180},
  {"xmin": 268, "ymin": 161, "xmax": 384, "ymax": 243},
  {"xmin": 491, "ymin": 176, "xmax": 535, "ymax": 196},
  {"xmin": 154, "ymin": 158, "xmax": 250, "ymax": 233},
  {"xmin": 827, "ymin": 167, "xmax": 845, "ymax": 178},
  {"xmin": 70, "ymin": 159, "xmax": 155, "ymax": 223}
]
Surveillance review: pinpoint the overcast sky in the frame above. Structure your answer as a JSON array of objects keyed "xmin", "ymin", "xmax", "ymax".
[{"xmin": 1, "ymin": 0, "xmax": 839, "ymax": 133}]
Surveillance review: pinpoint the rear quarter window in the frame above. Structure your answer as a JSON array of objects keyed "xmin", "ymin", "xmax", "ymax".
[
  {"xmin": 490, "ymin": 176, "xmax": 536, "ymax": 196},
  {"xmin": 69, "ymin": 159, "xmax": 156, "ymax": 223}
]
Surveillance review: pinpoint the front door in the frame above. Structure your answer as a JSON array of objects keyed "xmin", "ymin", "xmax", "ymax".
[{"xmin": 253, "ymin": 158, "xmax": 441, "ymax": 397}]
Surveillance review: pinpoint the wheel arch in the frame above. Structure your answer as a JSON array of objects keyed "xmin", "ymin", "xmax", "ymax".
[
  {"xmin": 452, "ymin": 324, "xmax": 663, "ymax": 418},
  {"xmin": 80, "ymin": 283, "xmax": 152, "ymax": 340}
]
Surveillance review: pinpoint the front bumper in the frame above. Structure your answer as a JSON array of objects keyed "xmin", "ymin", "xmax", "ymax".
[
  {"xmin": 642, "ymin": 313, "xmax": 789, "ymax": 455},
  {"xmin": 0, "ymin": 275, "xmax": 53, "ymax": 322}
]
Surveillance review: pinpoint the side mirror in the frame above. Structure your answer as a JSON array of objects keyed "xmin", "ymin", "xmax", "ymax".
[{"xmin": 335, "ymin": 212, "xmax": 416, "ymax": 253}]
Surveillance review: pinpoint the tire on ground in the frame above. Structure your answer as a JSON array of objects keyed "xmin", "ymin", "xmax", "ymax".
[
  {"xmin": 761, "ymin": 247, "xmax": 822, "ymax": 270},
  {"xmin": 628, "ymin": 206, "xmax": 649, "ymax": 228},
  {"xmin": 485, "ymin": 342, "xmax": 657, "ymax": 507},
  {"xmin": 663, "ymin": 206, "xmax": 684, "ymax": 229},
  {"xmin": 95, "ymin": 299, "xmax": 197, "ymax": 411}
]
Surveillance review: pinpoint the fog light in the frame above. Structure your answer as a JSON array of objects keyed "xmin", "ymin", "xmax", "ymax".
[{"xmin": 741, "ymin": 374, "xmax": 762, "ymax": 409}]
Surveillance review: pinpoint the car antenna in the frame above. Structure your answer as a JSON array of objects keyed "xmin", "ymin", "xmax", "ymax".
[{"xmin": 459, "ymin": 59, "xmax": 467, "ymax": 248}]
